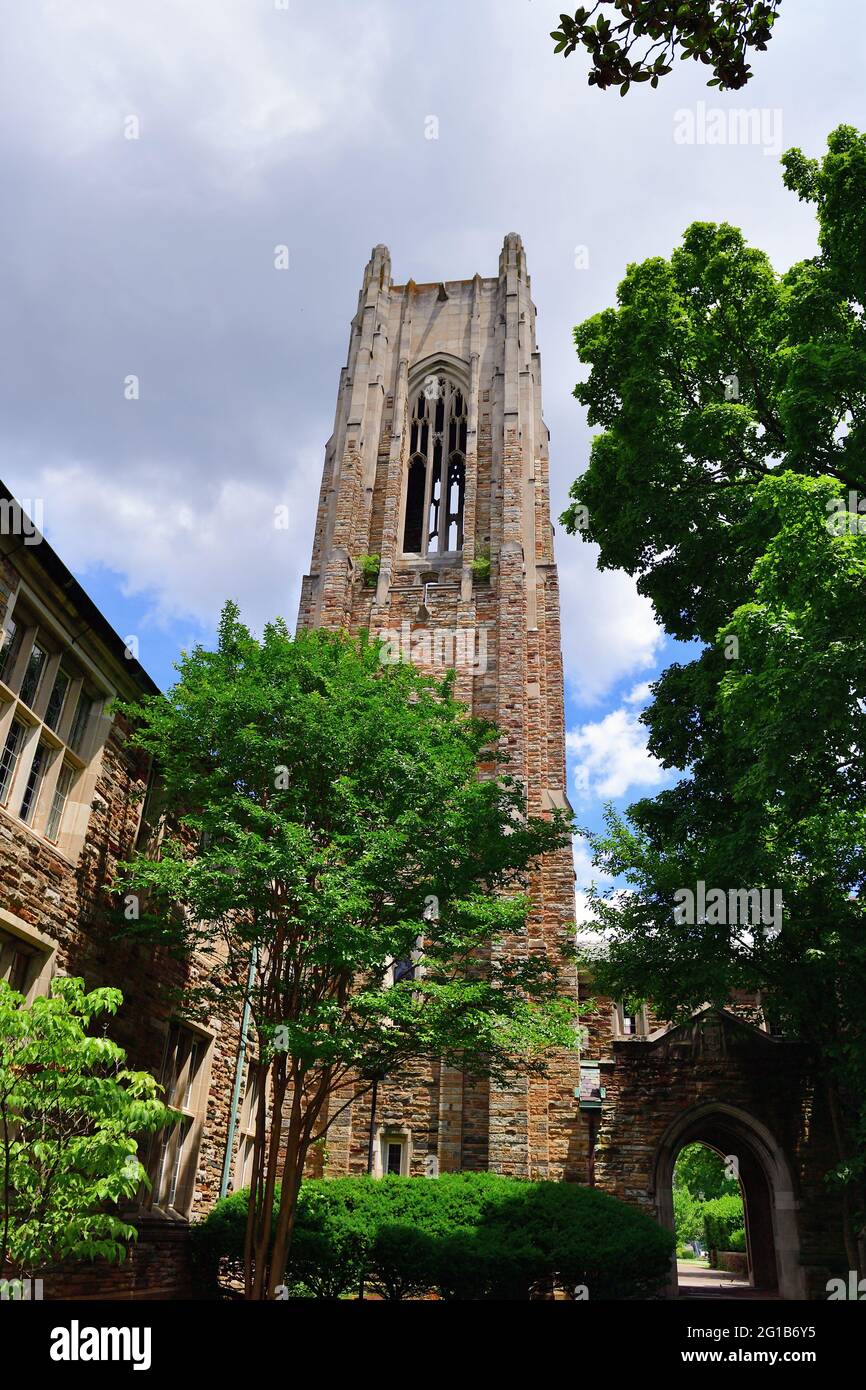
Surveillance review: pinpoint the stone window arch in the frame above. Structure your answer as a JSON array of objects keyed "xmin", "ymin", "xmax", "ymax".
[{"xmin": 402, "ymin": 375, "xmax": 467, "ymax": 555}]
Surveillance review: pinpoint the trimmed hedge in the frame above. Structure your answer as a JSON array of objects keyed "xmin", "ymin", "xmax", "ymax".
[
  {"xmin": 702, "ymin": 1194, "xmax": 746, "ymax": 1259},
  {"xmin": 192, "ymin": 1172, "xmax": 674, "ymax": 1300}
]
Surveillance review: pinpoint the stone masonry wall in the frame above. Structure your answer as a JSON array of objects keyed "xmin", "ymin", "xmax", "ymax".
[{"xmin": 0, "ymin": 541, "xmax": 242, "ymax": 1299}]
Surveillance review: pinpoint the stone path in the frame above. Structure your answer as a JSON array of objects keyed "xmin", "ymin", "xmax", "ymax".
[{"xmin": 677, "ymin": 1260, "xmax": 780, "ymax": 1300}]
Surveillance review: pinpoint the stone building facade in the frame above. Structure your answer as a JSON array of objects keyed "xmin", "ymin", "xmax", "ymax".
[
  {"xmin": 0, "ymin": 238, "xmax": 850, "ymax": 1300},
  {"xmin": 591, "ymin": 1006, "xmax": 848, "ymax": 1299},
  {"xmin": 0, "ymin": 485, "xmax": 242, "ymax": 1298},
  {"xmin": 297, "ymin": 237, "xmax": 849, "ymax": 1298},
  {"xmin": 297, "ymin": 235, "xmax": 583, "ymax": 1182}
]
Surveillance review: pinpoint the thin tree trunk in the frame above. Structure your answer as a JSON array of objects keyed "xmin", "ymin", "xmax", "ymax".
[
  {"xmin": 242, "ymin": 1064, "xmax": 270, "ymax": 1298},
  {"xmin": 266, "ymin": 1068, "xmax": 335, "ymax": 1299},
  {"xmin": 267, "ymin": 1083, "xmax": 306, "ymax": 1299},
  {"xmin": 251, "ymin": 1063, "xmax": 287, "ymax": 1300},
  {"xmin": 826, "ymin": 1075, "xmax": 861, "ymax": 1277}
]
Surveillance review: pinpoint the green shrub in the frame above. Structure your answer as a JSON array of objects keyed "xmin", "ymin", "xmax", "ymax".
[
  {"xmin": 357, "ymin": 553, "xmax": 381, "ymax": 586},
  {"xmin": 470, "ymin": 552, "xmax": 491, "ymax": 582},
  {"xmin": 484, "ymin": 1179, "xmax": 673, "ymax": 1300},
  {"xmin": 673, "ymin": 1185, "xmax": 703, "ymax": 1245},
  {"xmin": 193, "ymin": 1172, "xmax": 674, "ymax": 1301},
  {"xmin": 702, "ymin": 1194, "xmax": 745, "ymax": 1256},
  {"xmin": 189, "ymin": 1185, "xmax": 270, "ymax": 1297},
  {"xmin": 289, "ymin": 1186, "xmax": 369, "ymax": 1298},
  {"xmin": 0, "ymin": 977, "xmax": 172, "ymax": 1278},
  {"xmin": 727, "ymin": 1226, "xmax": 747, "ymax": 1253}
]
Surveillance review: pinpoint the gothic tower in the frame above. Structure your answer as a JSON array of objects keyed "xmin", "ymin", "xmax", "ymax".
[{"xmin": 298, "ymin": 235, "xmax": 583, "ymax": 1179}]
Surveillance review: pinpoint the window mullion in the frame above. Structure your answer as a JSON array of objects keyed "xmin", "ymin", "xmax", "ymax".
[{"xmin": 422, "ymin": 392, "xmax": 435, "ymax": 556}]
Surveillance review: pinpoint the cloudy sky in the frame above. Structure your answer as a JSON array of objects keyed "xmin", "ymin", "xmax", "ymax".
[{"xmin": 2, "ymin": 0, "xmax": 863, "ymax": 903}]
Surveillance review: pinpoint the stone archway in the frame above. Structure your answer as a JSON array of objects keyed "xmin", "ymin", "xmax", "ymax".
[{"xmin": 652, "ymin": 1101, "xmax": 805, "ymax": 1299}]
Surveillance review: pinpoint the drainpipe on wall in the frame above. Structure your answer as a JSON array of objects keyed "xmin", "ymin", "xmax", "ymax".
[
  {"xmin": 366, "ymin": 1076, "xmax": 379, "ymax": 1175},
  {"xmin": 219, "ymin": 948, "xmax": 258, "ymax": 1200}
]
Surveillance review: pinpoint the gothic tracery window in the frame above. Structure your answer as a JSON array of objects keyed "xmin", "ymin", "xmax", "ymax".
[{"xmin": 402, "ymin": 376, "xmax": 467, "ymax": 555}]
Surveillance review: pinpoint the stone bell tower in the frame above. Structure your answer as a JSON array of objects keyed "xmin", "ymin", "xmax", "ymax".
[{"xmin": 298, "ymin": 234, "xmax": 582, "ymax": 1180}]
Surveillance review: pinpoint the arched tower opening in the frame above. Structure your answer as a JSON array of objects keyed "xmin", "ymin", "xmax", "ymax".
[{"xmin": 402, "ymin": 375, "xmax": 467, "ymax": 557}]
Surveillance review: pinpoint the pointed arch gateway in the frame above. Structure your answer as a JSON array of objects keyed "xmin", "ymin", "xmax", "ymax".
[
  {"xmin": 652, "ymin": 1101, "xmax": 805, "ymax": 1299},
  {"xmin": 402, "ymin": 370, "xmax": 468, "ymax": 556}
]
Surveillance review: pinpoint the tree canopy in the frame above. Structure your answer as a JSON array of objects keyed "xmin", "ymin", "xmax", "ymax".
[
  {"xmin": 116, "ymin": 605, "xmax": 576, "ymax": 1297},
  {"xmin": 563, "ymin": 125, "xmax": 866, "ymax": 1269},
  {"xmin": 0, "ymin": 977, "xmax": 170, "ymax": 1279},
  {"xmin": 674, "ymin": 1142, "xmax": 740, "ymax": 1201},
  {"xmin": 552, "ymin": 2, "xmax": 783, "ymax": 95}
]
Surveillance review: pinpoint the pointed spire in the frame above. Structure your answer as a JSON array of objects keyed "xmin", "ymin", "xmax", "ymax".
[
  {"xmin": 364, "ymin": 243, "xmax": 392, "ymax": 291},
  {"xmin": 499, "ymin": 232, "xmax": 527, "ymax": 280}
]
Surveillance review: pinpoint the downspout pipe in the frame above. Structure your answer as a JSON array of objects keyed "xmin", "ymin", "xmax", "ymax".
[{"xmin": 219, "ymin": 948, "xmax": 258, "ymax": 1199}]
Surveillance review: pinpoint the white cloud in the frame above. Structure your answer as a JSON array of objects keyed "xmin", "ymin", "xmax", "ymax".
[
  {"xmin": 557, "ymin": 544, "xmax": 663, "ymax": 704},
  {"xmin": 2, "ymin": 1, "xmax": 389, "ymax": 182},
  {"xmin": 625, "ymin": 680, "xmax": 654, "ymax": 705},
  {"xmin": 21, "ymin": 456, "xmax": 318, "ymax": 636},
  {"xmin": 0, "ymin": 0, "xmax": 859, "ymax": 724},
  {"xmin": 567, "ymin": 703, "xmax": 668, "ymax": 802},
  {"xmin": 573, "ymin": 836, "xmax": 609, "ymax": 931}
]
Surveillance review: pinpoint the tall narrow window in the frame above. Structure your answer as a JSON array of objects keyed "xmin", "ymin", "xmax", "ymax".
[
  {"xmin": 20, "ymin": 742, "xmax": 50, "ymax": 824},
  {"xmin": 19, "ymin": 642, "xmax": 46, "ymax": 709},
  {"xmin": 403, "ymin": 457, "xmax": 426, "ymax": 554},
  {"xmin": 136, "ymin": 763, "xmax": 166, "ymax": 858},
  {"xmin": 44, "ymin": 668, "xmax": 70, "ymax": 731},
  {"xmin": 402, "ymin": 376, "xmax": 467, "ymax": 555},
  {"xmin": 446, "ymin": 454, "xmax": 466, "ymax": 551},
  {"xmin": 233, "ymin": 1060, "xmax": 265, "ymax": 1191},
  {"xmin": 0, "ymin": 619, "xmax": 20, "ymax": 684},
  {"xmin": 46, "ymin": 763, "xmax": 75, "ymax": 842},
  {"xmin": 614, "ymin": 1002, "xmax": 645, "ymax": 1036},
  {"xmin": 68, "ymin": 692, "xmax": 93, "ymax": 754},
  {"xmin": 0, "ymin": 719, "xmax": 25, "ymax": 803},
  {"xmin": 152, "ymin": 1025, "xmax": 207, "ymax": 1214}
]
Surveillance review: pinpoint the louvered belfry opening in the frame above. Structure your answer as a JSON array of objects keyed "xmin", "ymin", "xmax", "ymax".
[{"xmin": 402, "ymin": 375, "xmax": 467, "ymax": 555}]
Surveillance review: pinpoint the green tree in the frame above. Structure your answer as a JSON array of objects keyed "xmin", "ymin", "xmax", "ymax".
[
  {"xmin": 0, "ymin": 976, "xmax": 171, "ymax": 1279},
  {"xmin": 674, "ymin": 1142, "xmax": 739, "ymax": 1201},
  {"xmin": 551, "ymin": 1, "xmax": 783, "ymax": 95},
  {"xmin": 702, "ymin": 1193, "xmax": 747, "ymax": 1257},
  {"xmin": 117, "ymin": 605, "xmax": 576, "ymax": 1300},
  {"xmin": 673, "ymin": 1185, "xmax": 704, "ymax": 1246},
  {"xmin": 563, "ymin": 126, "xmax": 866, "ymax": 1272}
]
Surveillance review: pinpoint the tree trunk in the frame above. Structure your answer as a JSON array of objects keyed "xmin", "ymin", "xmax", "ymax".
[
  {"xmin": 266, "ymin": 1087, "xmax": 306, "ymax": 1299},
  {"xmin": 242, "ymin": 1064, "xmax": 270, "ymax": 1298},
  {"xmin": 826, "ymin": 1075, "xmax": 862, "ymax": 1278},
  {"xmin": 250, "ymin": 1063, "xmax": 287, "ymax": 1300}
]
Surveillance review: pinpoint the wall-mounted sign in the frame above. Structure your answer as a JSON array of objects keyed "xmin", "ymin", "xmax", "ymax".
[{"xmin": 578, "ymin": 1061, "xmax": 604, "ymax": 1110}]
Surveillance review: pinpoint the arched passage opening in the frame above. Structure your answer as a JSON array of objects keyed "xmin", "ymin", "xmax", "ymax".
[
  {"xmin": 653, "ymin": 1102, "xmax": 805, "ymax": 1299},
  {"xmin": 678, "ymin": 1139, "xmax": 745, "ymax": 1262}
]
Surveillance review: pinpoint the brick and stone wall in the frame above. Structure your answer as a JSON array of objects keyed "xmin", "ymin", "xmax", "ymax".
[
  {"xmin": 593, "ymin": 1008, "xmax": 846, "ymax": 1298},
  {"xmin": 0, "ymin": 530, "xmax": 242, "ymax": 1299},
  {"xmin": 296, "ymin": 236, "xmax": 582, "ymax": 1182}
]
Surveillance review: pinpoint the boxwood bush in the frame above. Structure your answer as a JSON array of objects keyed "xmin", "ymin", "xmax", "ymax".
[
  {"xmin": 702, "ymin": 1193, "xmax": 746, "ymax": 1260},
  {"xmin": 191, "ymin": 1172, "xmax": 673, "ymax": 1300}
]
